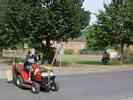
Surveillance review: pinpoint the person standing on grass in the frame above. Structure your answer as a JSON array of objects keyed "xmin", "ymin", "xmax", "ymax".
[{"xmin": 52, "ymin": 42, "xmax": 64, "ymax": 67}]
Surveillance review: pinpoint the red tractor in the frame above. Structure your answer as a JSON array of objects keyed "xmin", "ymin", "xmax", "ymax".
[{"xmin": 12, "ymin": 63, "xmax": 58, "ymax": 93}]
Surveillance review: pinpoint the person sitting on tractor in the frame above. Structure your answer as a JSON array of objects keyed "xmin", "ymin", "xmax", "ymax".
[{"xmin": 24, "ymin": 51, "xmax": 34, "ymax": 72}]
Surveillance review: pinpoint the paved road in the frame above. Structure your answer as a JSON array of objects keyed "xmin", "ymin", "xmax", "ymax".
[{"xmin": 1, "ymin": 71, "xmax": 133, "ymax": 100}]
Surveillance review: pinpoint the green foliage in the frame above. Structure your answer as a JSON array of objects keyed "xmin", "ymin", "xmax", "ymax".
[
  {"xmin": 127, "ymin": 0, "xmax": 133, "ymax": 31},
  {"xmin": 0, "ymin": 0, "xmax": 90, "ymax": 47},
  {"xmin": 85, "ymin": 0, "xmax": 133, "ymax": 63},
  {"xmin": 85, "ymin": 23, "xmax": 114, "ymax": 50},
  {"xmin": 80, "ymin": 48, "xmax": 100, "ymax": 54},
  {"xmin": 0, "ymin": 0, "xmax": 90, "ymax": 50},
  {"xmin": 0, "ymin": 0, "xmax": 7, "ymax": 24},
  {"xmin": 86, "ymin": 0, "xmax": 133, "ymax": 49},
  {"xmin": 41, "ymin": 47, "xmax": 55, "ymax": 64},
  {"xmin": 80, "ymin": 9, "xmax": 90, "ymax": 30},
  {"xmin": 80, "ymin": 48, "xmax": 89, "ymax": 54},
  {"xmin": 0, "ymin": 0, "xmax": 90, "ymax": 61}
]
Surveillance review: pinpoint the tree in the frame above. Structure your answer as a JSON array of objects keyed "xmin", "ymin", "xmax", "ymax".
[
  {"xmin": 85, "ymin": 10, "xmax": 117, "ymax": 50},
  {"xmin": 128, "ymin": 0, "xmax": 133, "ymax": 20},
  {"xmin": 0, "ymin": 0, "xmax": 90, "ymax": 63},
  {"xmin": 85, "ymin": 0, "xmax": 133, "ymax": 63},
  {"xmin": 0, "ymin": 0, "xmax": 33, "ymax": 49},
  {"xmin": 30, "ymin": 0, "xmax": 90, "ymax": 63}
]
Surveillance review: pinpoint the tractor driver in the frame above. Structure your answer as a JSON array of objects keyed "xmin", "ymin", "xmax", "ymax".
[{"xmin": 24, "ymin": 51, "xmax": 34, "ymax": 72}]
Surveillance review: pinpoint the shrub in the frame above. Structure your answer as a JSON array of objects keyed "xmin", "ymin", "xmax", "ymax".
[
  {"xmin": 80, "ymin": 48, "xmax": 100, "ymax": 55},
  {"xmin": 80, "ymin": 48, "xmax": 88, "ymax": 54}
]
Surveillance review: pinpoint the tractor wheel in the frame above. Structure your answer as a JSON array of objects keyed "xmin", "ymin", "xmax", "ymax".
[
  {"xmin": 16, "ymin": 76, "xmax": 23, "ymax": 88},
  {"xmin": 31, "ymin": 82, "xmax": 40, "ymax": 94},
  {"xmin": 51, "ymin": 82, "xmax": 59, "ymax": 92},
  {"xmin": 45, "ymin": 84, "xmax": 50, "ymax": 92}
]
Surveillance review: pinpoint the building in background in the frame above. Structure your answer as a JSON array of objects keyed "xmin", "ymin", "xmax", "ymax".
[{"xmin": 63, "ymin": 39, "xmax": 86, "ymax": 54}]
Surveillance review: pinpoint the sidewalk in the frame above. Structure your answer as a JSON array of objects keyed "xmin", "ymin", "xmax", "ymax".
[
  {"xmin": 53, "ymin": 64, "xmax": 133, "ymax": 75},
  {"xmin": 1, "ymin": 63, "xmax": 133, "ymax": 79},
  {"xmin": 0, "ymin": 64, "xmax": 9, "ymax": 79}
]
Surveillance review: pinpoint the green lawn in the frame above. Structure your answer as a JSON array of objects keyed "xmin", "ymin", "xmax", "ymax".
[
  {"xmin": 61, "ymin": 54, "xmax": 101, "ymax": 66},
  {"xmin": 1, "ymin": 54, "xmax": 132, "ymax": 66},
  {"xmin": 61, "ymin": 54, "xmax": 122, "ymax": 66}
]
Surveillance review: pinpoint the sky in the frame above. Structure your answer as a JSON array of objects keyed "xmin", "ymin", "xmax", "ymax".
[{"xmin": 83, "ymin": 0, "xmax": 111, "ymax": 24}]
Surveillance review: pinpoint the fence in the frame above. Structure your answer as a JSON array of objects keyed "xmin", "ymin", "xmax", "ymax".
[{"xmin": 2, "ymin": 49, "xmax": 28, "ymax": 58}]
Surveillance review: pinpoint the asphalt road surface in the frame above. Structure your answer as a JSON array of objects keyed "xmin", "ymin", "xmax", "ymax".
[{"xmin": 1, "ymin": 70, "xmax": 133, "ymax": 100}]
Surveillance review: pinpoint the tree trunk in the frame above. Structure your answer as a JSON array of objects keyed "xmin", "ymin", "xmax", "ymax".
[
  {"xmin": 46, "ymin": 38, "xmax": 50, "ymax": 48},
  {"xmin": 41, "ymin": 42, "xmax": 45, "ymax": 64},
  {"xmin": 0, "ymin": 48, "xmax": 2, "ymax": 57},
  {"xmin": 41, "ymin": 38, "xmax": 51, "ymax": 64},
  {"xmin": 120, "ymin": 43, "xmax": 124, "ymax": 64}
]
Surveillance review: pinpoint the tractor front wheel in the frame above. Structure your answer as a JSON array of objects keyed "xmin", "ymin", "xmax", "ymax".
[
  {"xmin": 16, "ymin": 76, "xmax": 23, "ymax": 88},
  {"xmin": 51, "ymin": 82, "xmax": 59, "ymax": 92},
  {"xmin": 31, "ymin": 82, "xmax": 40, "ymax": 94}
]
